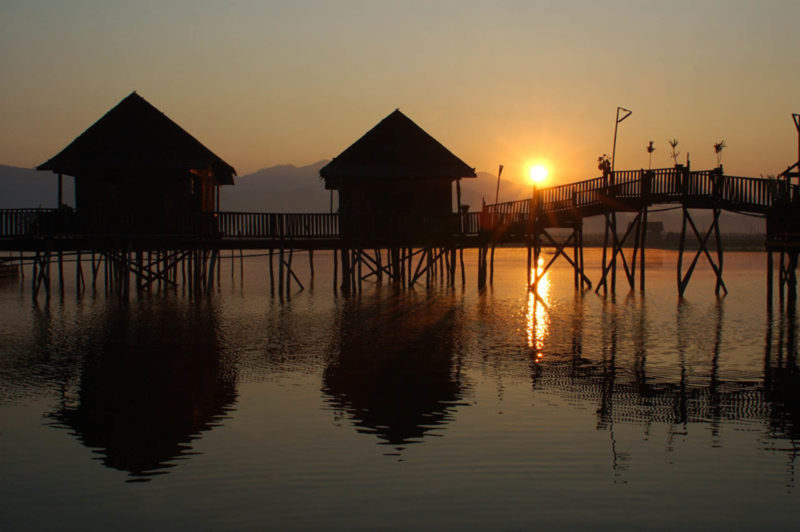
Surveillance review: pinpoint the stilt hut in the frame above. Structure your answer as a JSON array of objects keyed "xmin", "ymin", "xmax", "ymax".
[
  {"xmin": 37, "ymin": 92, "xmax": 236, "ymax": 235},
  {"xmin": 320, "ymin": 110, "xmax": 476, "ymax": 243}
]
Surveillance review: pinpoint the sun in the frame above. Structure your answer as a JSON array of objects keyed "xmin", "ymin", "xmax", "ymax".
[{"xmin": 529, "ymin": 164, "xmax": 549, "ymax": 184}]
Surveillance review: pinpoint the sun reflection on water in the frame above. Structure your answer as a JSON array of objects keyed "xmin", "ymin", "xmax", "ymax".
[{"xmin": 526, "ymin": 257, "xmax": 551, "ymax": 360}]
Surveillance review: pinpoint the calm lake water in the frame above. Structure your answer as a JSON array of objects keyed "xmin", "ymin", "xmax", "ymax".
[{"xmin": 1, "ymin": 247, "xmax": 799, "ymax": 530}]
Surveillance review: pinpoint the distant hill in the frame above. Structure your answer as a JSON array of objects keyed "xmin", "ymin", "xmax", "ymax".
[
  {"xmin": 0, "ymin": 165, "xmax": 75, "ymax": 208},
  {"xmin": 220, "ymin": 160, "xmax": 331, "ymax": 212}
]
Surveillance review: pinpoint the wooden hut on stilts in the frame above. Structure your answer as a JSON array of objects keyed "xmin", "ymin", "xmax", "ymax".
[
  {"xmin": 36, "ymin": 91, "xmax": 236, "ymax": 296},
  {"xmin": 320, "ymin": 109, "xmax": 476, "ymax": 291}
]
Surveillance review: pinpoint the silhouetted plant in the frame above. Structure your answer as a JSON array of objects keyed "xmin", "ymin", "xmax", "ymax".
[
  {"xmin": 598, "ymin": 154, "xmax": 611, "ymax": 175},
  {"xmin": 713, "ymin": 139, "xmax": 727, "ymax": 167},
  {"xmin": 646, "ymin": 141, "xmax": 655, "ymax": 170},
  {"xmin": 668, "ymin": 139, "xmax": 680, "ymax": 166}
]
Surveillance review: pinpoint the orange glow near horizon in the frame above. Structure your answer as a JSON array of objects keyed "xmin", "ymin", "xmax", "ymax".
[{"xmin": 526, "ymin": 257, "xmax": 551, "ymax": 360}]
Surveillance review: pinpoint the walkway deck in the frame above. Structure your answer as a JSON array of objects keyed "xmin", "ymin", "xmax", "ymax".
[{"xmin": 0, "ymin": 166, "xmax": 793, "ymax": 249}]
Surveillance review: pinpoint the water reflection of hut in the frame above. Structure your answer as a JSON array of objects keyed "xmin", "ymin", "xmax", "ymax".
[
  {"xmin": 49, "ymin": 301, "xmax": 236, "ymax": 481},
  {"xmin": 320, "ymin": 110, "xmax": 476, "ymax": 242},
  {"xmin": 36, "ymin": 92, "xmax": 236, "ymax": 234},
  {"xmin": 323, "ymin": 295, "xmax": 465, "ymax": 448}
]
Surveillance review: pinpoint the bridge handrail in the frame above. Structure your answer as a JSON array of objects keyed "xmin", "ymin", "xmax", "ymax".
[
  {"xmin": 0, "ymin": 209, "xmax": 486, "ymax": 241},
  {"xmin": 484, "ymin": 167, "xmax": 782, "ymax": 216},
  {"xmin": 2, "ymin": 168, "xmax": 793, "ymax": 241}
]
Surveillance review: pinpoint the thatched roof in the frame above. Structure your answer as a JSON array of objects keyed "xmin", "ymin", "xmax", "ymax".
[
  {"xmin": 37, "ymin": 92, "xmax": 236, "ymax": 185},
  {"xmin": 320, "ymin": 110, "xmax": 476, "ymax": 184}
]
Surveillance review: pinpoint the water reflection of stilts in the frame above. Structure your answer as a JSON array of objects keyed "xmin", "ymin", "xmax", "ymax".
[{"xmin": 764, "ymin": 299, "xmax": 800, "ymax": 488}]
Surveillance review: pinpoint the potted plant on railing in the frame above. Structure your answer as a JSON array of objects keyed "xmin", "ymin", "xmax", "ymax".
[
  {"xmin": 713, "ymin": 139, "xmax": 726, "ymax": 169},
  {"xmin": 668, "ymin": 139, "xmax": 680, "ymax": 167}
]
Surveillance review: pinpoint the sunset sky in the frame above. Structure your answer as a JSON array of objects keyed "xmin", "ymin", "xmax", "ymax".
[{"xmin": 2, "ymin": 0, "xmax": 799, "ymax": 187}]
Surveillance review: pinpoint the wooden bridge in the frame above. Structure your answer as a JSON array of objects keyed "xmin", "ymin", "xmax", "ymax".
[{"xmin": 2, "ymin": 165, "xmax": 798, "ymax": 301}]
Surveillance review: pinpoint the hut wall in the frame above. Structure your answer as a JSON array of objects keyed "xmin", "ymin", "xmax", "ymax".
[
  {"xmin": 338, "ymin": 178, "xmax": 454, "ymax": 242},
  {"xmin": 339, "ymin": 178, "xmax": 452, "ymax": 216},
  {"xmin": 74, "ymin": 172, "xmax": 217, "ymax": 234}
]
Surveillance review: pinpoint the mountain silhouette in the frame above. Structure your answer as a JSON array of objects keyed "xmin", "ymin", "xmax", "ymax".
[
  {"xmin": 220, "ymin": 160, "xmax": 331, "ymax": 212},
  {"xmin": 0, "ymin": 164, "xmax": 75, "ymax": 208}
]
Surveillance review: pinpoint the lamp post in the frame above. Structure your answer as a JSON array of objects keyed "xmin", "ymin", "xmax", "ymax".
[
  {"xmin": 611, "ymin": 107, "xmax": 632, "ymax": 173},
  {"xmin": 606, "ymin": 107, "xmax": 631, "ymax": 293}
]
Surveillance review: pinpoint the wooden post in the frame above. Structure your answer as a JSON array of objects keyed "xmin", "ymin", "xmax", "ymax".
[
  {"xmin": 600, "ymin": 213, "xmax": 610, "ymax": 295},
  {"xmin": 57, "ymin": 250, "xmax": 64, "ymax": 297},
  {"xmin": 340, "ymin": 246, "xmax": 350, "ymax": 291},
  {"xmin": 610, "ymin": 212, "xmax": 617, "ymax": 292},
  {"xmin": 358, "ymin": 248, "xmax": 364, "ymax": 292},
  {"xmin": 640, "ymin": 207, "xmax": 648, "ymax": 292},
  {"xmin": 459, "ymin": 247, "xmax": 465, "ymax": 286},
  {"xmin": 573, "ymin": 226, "xmax": 579, "ymax": 289},
  {"xmin": 490, "ymin": 245, "xmax": 496, "ymax": 284},
  {"xmin": 57, "ymin": 173, "xmax": 63, "ymax": 208},
  {"xmin": 713, "ymin": 208, "xmax": 724, "ymax": 296},
  {"xmin": 677, "ymin": 206, "xmax": 688, "ymax": 296},
  {"xmin": 278, "ymin": 246, "xmax": 285, "ymax": 296},
  {"xmin": 767, "ymin": 250, "xmax": 774, "ymax": 310},
  {"xmin": 269, "ymin": 248, "xmax": 275, "ymax": 294},
  {"xmin": 526, "ymin": 240, "xmax": 532, "ymax": 286},
  {"xmin": 333, "ymin": 248, "xmax": 339, "ymax": 292},
  {"xmin": 779, "ymin": 250, "xmax": 786, "ymax": 305},
  {"xmin": 32, "ymin": 251, "xmax": 39, "ymax": 297},
  {"xmin": 579, "ymin": 225, "xmax": 586, "ymax": 290},
  {"xmin": 287, "ymin": 246, "xmax": 294, "ymax": 293}
]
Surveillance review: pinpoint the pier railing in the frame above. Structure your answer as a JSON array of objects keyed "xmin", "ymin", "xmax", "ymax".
[
  {"xmin": 0, "ymin": 209, "xmax": 486, "ymax": 242},
  {"xmin": 484, "ymin": 167, "xmax": 789, "ymax": 219},
  {"xmin": 2, "ymin": 168, "xmax": 794, "ymax": 244}
]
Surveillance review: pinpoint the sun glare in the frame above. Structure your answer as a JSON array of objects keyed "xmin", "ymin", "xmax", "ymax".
[{"xmin": 529, "ymin": 164, "xmax": 549, "ymax": 184}]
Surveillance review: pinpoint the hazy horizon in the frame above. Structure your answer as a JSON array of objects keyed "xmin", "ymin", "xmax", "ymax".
[{"xmin": 2, "ymin": 0, "xmax": 799, "ymax": 187}]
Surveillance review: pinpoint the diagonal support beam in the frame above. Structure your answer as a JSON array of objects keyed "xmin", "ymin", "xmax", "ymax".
[
  {"xmin": 536, "ymin": 229, "xmax": 593, "ymax": 289},
  {"xmin": 677, "ymin": 208, "xmax": 727, "ymax": 296},
  {"xmin": 596, "ymin": 212, "xmax": 641, "ymax": 293}
]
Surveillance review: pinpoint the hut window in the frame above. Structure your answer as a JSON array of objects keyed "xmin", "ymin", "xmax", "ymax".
[{"xmin": 190, "ymin": 177, "xmax": 196, "ymax": 195}]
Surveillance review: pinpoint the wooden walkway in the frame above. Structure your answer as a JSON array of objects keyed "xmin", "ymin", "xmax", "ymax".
[
  {"xmin": 0, "ymin": 167, "xmax": 791, "ymax": 245},
  {"xmin": 1, "ymin": 166, "xmax": 798, "ymax": 300}
]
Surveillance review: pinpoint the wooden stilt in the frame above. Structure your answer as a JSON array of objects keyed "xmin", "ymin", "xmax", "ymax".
[
  {"xmin": 269, "ymin": 248, "xmax": 275, "ymax": 294},
  {"xmin": 601, "ymin": 212, "xmax": 610, "ymax": 295},
  {"xmin": 278, "ymin": 246, "xmax": 285, "ymax": 296},
  {"xmin": 713, "ymin": 208, "xmax": 724, "ymax": 296},
  {"xmin": 677, "ymin": 206, "xmax": 687, "ymax": 296},
  {"xmin": 767, "ymin": 250, "xmax": 774, "ymax": 310},
  {"xmin": 333, "ymin": 248, "xmax": 338, "ymax": 292},
  {"xmin": 340, "ymin": 246, "xmax": 350, "ymax": 291},
  {"xmin": 610, "ymin": 212, "xmax": 617, "ymax": 292},
  {"xmin": 57, "ymin": 250, "xmax": 64, "ymax": 296},
  {"xmin": 490, "ymin": 245, "xmax": 496, "ymax": 284},
  {"xmin": 640, "ymin": 207, "xmax": 648, "ymax": 292},
  {"xmin": 459, "ymin": 247, "xmax": 465, "ymax": 286}
]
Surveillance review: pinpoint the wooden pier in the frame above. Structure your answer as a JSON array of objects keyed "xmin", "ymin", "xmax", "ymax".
[
  {"xmin": 4, "ymin": 94, "xmax": 798, "ymax": 304},
  {"xmin": 2, "ymin": 164, "xmax": 799, "ymax": 304}
]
